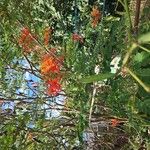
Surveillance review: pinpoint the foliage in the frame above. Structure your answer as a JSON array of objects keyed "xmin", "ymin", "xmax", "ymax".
[{"xmin": 0, "ymin": 0, "xmax": 150, "ymax": 149}]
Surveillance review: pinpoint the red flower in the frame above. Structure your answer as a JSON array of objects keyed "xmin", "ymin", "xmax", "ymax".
[
  {"xmin": 18, "ymin": 27, "xmax": 36, "ymax": 53},
  {"xmin": 18, "ymin": 27, "xmax": 30, "ymax": 44},
  {"xmin": 72, "ymin": 33, "xmax": 83, "ymax": 43},
  {"xmin": 22, "ymin": 27, "xmax": 30, "ymax": 34},
  {"xmin": 111, "ymin": 119, "xmax": 120, "ymax": 127},
  {"xmin": 46, "ymin": 78, "xmax": 61, "ymax": 96}
]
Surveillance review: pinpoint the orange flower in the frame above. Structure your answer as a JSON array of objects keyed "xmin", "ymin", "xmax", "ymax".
[
  {"xmin": 91, "ymin": 6, "xmax": 100, "ymax": 18},
  {"xmin": 46, "ymin": 78, "xmax": 61, "ymax": 96},
  {"xmin": 40, "ymin": 54, "xmax": 61, "ymax": 75},
  {"xmin": 111, "ymin": 119, "xmax": 120, "ymax": 127},
  {"xmin": 91, "ymin": 6, "xmax": 101, "ymax": 28}
]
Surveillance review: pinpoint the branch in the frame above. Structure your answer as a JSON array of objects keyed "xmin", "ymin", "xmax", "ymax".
[{"xmin": 134, "ymin": 0, "xmax": 142, "ymax": 35}]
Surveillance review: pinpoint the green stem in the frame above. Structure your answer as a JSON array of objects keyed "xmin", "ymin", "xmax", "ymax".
[
  {"xmin": 126, "ymin": 67, "xmax": 150, "ymax": 93},
  {"xmin": 138, "ymin": 45, "xmax": 150, "ymax": 53},
  {"xmin": 124, "ymin": 0, "xmax": 133, "ymax": 42},
  {"xmin": 118, "ymin": 0, "xmax": 125, "ymax": 8},
  {"xmin": 89, "ymin": 84, "xmax": 97, "ymax": 126},
  {"xmin": 122, "ymin": 43, "xmax": 137, "ymax": 66}
]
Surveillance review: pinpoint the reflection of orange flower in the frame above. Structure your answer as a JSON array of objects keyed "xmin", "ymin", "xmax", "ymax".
[
  {"xmin": 46, "ymin": 78, "xmax": 61, "ymax": 96},
  {"xmin": 40, "ymin": 54, "xmax": 60, "ymax": 74},
  {"xmin": 91, "ymin": 6, "xmax": 101, "ymax": 28},
  {"xmin": 72, "ymin": 33, "xmax": 83, "ymax": 43},
  {"xmin": 111, "ymin": 119, "xmax": 120, "ymax": 127}
]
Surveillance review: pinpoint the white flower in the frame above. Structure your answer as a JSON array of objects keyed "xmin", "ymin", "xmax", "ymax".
[{"xmin": 110, "ymin": 55, "xmax": 121, "ymax": 73}]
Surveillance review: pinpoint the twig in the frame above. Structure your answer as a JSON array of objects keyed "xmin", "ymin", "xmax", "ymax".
[{"xmin": 89, "ymin": 82, "xmax": 97, "ymax": 126}]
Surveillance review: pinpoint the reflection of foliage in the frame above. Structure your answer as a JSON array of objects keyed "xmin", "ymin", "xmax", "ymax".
[{"xmin": 0, "ymin": 0, "xmax": 150, "ymax": 149}]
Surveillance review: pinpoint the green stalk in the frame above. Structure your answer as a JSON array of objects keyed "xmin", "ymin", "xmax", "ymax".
[
  {"xmin": 126, "ymin": 67, "xmax": 150, "ymax": 93},
  {"xmin": 138, "ymin": 45, "xmax": 150, "ymax": 53},
  {"xmin": 124, "ymin": 0, "xmax": 133, "ymax": 42},
  {"xmin": 122, "ymin": 43, "xmax": 137, "ymax": 66}
]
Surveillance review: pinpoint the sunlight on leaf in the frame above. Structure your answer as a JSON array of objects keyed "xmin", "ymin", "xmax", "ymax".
[{"xmin": 138, "ymin": 32, "xmax": 150, "ymax": 44}]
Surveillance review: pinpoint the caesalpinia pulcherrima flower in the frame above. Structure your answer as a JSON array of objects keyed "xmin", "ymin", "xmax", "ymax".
[
  {"xmin": 19, "ymin": 25, "xmax": 63, "ymax": 96},
  {"xmin": 40, "ymin": 48, "xmax": 64, "ymax": 96},
  {"xmin": 111, "ymin": 119, "xmax": 120, "ymax": 127},
  {"xmin": 40, "ymin": 54, "xmax": 60, "ymax": 75},
  {"xmin": 91, "ymin": 6, "xmax": 101, "ymax": 28},
  {"xmin": 18, "ymin": 27, "xmax": 36, "ymax": 53},
  {"xmin": 46, "ymin": 78, "xmax": 61, "ymax": 96}
]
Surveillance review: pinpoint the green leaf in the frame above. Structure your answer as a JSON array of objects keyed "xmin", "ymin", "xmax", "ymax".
[
  {"xmin": 136, "ymin": 69, "xmax": 150, "ymax": 77},
  {"xmin": 138, "ymin": 32, "xmax": 150, "ymax": 44},
  {"xmin": 138, "ymin": 99, "xmax": 150, "ymax": 115},
  {"xmin": 133, "ymin": 52, "xmax": 148, "ymax": 63},
  {"xmin": 81, "ymin": 73, "xmax": 114, "ymax": 83}
]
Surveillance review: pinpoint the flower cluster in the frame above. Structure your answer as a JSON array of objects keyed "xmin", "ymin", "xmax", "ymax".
[
  {"xmin": 40, "ymin": 50, "xmax": 63, "ymax": 96},
  {"xmin": 46, "ymin": 78, "xmax": 61, "ymax": 96},
  {"xmin": 91, "ymin": 6, "xmax": 101, "ymax": 28},
  {"xmin": 18, "ymin": 26, "xmax": 63, "ymax": 96},
  {"xmin": 18, "ymin": 27, "xmax": 36, "ymax": 53},
  {"xmin": 40, "ymin": 54, "xmax": 60, "ymax": 75}
]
